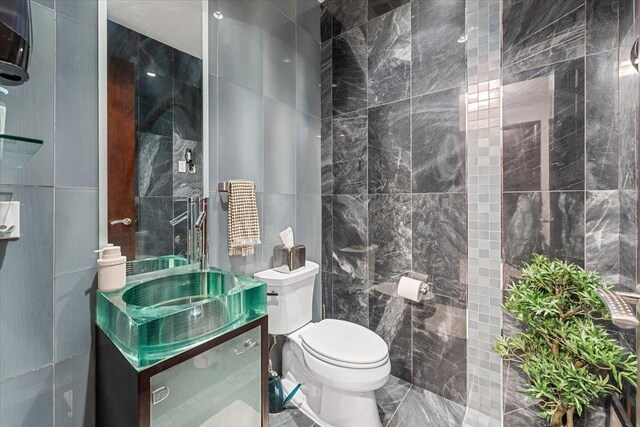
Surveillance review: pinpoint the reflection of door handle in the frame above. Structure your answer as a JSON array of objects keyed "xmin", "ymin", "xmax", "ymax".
[
  {"xmin": 109, "ymin": 218, "xmax": 132, "ymax": 226},
  {"xmin": 152, "ymin": 386, "xmax": 170, "ymax": 405},
  {"xmin": 234, "ymin": 339, "xmax": 258, "ymax": 355}
]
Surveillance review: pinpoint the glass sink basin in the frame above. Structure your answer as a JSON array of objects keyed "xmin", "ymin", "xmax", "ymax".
[
  {"xmin": 96, "ymin": 266, "xmax": 266, "ymax": 370},
  {"xmin": 125, "ymin": 255, "xmax": 190, "ymax": 276}
]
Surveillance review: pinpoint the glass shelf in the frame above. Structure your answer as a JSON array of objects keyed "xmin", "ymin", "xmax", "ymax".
[{"xmin": 0, "ymin": 134, "xmax": 43, "ymax": 169}]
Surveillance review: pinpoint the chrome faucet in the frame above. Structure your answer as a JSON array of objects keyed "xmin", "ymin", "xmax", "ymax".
[
  {"xmin": 169, "ymin": 196, "xmax": 209, "ymax": 269},
  {"xmin": 596, "ymin": 288, "xmax": 640, "ymax": 329}
]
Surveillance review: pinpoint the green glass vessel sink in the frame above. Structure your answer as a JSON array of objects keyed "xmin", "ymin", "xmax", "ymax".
[
  {"xmin": 126, "ymin": 255, "xmax": 190, "ymax": 276},
  {"xmin": 96, "ymin": 266, "xmax": 266, "ymax": 370}
]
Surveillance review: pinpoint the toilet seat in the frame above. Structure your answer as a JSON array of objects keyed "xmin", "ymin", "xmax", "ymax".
[{"xmin": 300, "ymin": 319, "xmax": 389, "ymax": 369}]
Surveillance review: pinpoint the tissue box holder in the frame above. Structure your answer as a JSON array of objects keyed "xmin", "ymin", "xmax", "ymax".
[{"xmin": 273, "ymin": 244, "xmax": 306, "ymax": 273}]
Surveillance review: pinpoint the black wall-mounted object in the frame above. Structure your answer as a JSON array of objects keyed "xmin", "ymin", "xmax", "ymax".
[{"xmin": 0, "ymin": 0, "xmax": 31, "ymax": 86}]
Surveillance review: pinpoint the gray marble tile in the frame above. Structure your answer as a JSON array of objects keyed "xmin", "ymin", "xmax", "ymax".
[
  {"xmin": 55, "ymin": 188, "xmax": 99, "ymax": 275},
  {"xmin": 264, "ymin": 97, "xmax": 296, "ymax": 194},
  {"xmin": 367, "ymin": 4, "xmax": 410, "ymax": 106},
  {"xmin": 332, "ymin": 194, "xmax": 368, "ymax": 279},
  {"xmin": 586, "ymin": 51, "xmax": 619, "ymax": 191},
  {"xmin": 173, "ymin": 199, "xmax": 188, "ymax": 257},
  {"xmin": 412, "ymin": 88, "xmax": 465, "ymax": 193},
  {"xmin": 218, "ymin": 78, "xmax": 263, "ymax": 191},
  {"xmin": 503, "ymin": 59, "xmax": 585, "ymax": 191},
  {"xmin": 503, "ymin": 407, "xmax": 547, "ymax": 427},
  {"xmin": 503, "ymin": 0, "xmax": 585, "ymax": 75},
  {"xmin": 369, "ymin": 284, "xmax": 412, "ymax": 382},
  {"xmin": 322, "ymin": 270, "xmax": 333, "ymax": 318},
  {"xmin": 320, "ymin": 0, "xmax": 333, "ymax": 43},
  {"xmin": 0, "ymin": 367, "xmax": 53, "ymax": 426},
  {"xmin": 56, "ymin": 0, "xmax": 98, "ymax": 26},
  {"xmin": 503, "ymin": 121, "xmax": 543, "ymax": 192},
  {"xmin": 330, "ymin": 0, "xmax": 367, "ymax": 38},
  {"xmin": 297, "ymin": 0, "xmax": 321, "ymax": 42},
  {"xmin": 137, "ymin": 72, "xmax": 173, "ymax": 138},
  {"xmin": 55, "ymin": 269, "xmax": 96, "ymax": 361},
  {"xmin": 332, "ymin": 273, "xmax": 369, "ymax": 327},
  {"xmin": 263, "ymin": 194, "xmax": 296, "ymax": 268},
  {"xmin": 321, "ymin": 118, "xmax": 333, "ymax": 195},
  {"xmin": 173, "ymin": 49, "xmax": 203, "ymax": 89},
  {"xmin": 297, "ymin": 26, "xmax": 321, "ymax": 118},
  {"xmin": 55, "ymin": 14, "xmax": 98, "ymax": 188},
  {"xmin": 619, "ymin": 190, "xmax": 637, "ymax": 290},
  {"xmin": 411, "ymin": 0, "xmax": 465, "ymax": 98},
  {"xmin": 585, "ymin": 191, "xmax": 620, "ymax": 286},
  {"xmin": 138, "ymin": 33, "xmax": 173, "ymax": 80},
  {"xmin": 137, "ymin": 133, "xmax": 173, "ymax": 197},
  {"xmin": 503, "ymin": 361, "xmax": 537, "ymax": 415},
  {"xmin": 586, "ymin": 0, "xmax": 619, "ymax": 55},
  {"xmin": 412, "ymin": 194, "xmax": 467, "ymax": 301},
  {"xmin": 502, "ymin": 192, "xmax": 585, "ymax": 266},
  {"xmin": 173, "ymin": 80, "xmax": 203, "ymax": 142},
  {"xmin": 136, "ymin": 197, "xmax": 174, "ymax": 258},
  {"xmin": 388, "ymin": 386, "xmax": 465, "ymax": 427},
  {"xmin": 297, "ymin": 112, "xmax": 322, "ymax": 195},
  {"xmin": 172, "ymin": 138, "xmax": 203, "ymax": 198},
  {"xmin": 264, "ymin": 10, "xmax": 296, "ymax": 107},
  {"xmin": 368, "ymin": 195, "xmax": 411, "ymax": 284},
  {"xmin": 618, "ymin": 54, "xmax": 637, "ymax": 190},
  {"xmin": 321, "ymin": 196, "xmax": 333, "ymax": 272},
  {"xmin": 218, "ymin": 0, "xmax": 264, "ymax": 93},
  {"xmin": 618, "ymin": 0, "xmax": 635, "ymax": 47},
  {"xmin": 55, "ymin": 351, "xmax": 95, "ymax": 427},
  {"xmin": 269, "ymin": 408, "xmax": 315, "ymax": 427},
  {"xmin": 0, "ymin": 5, "xmax": 55, "ymax": 186},
  {"xmin": 0, "ymin": 187, "xmax": 53, "ymax": 379},
  {"xmin": 375, "ymin": 375, "xmax": 411, "ymax": 426},
  {"xmin": 332, "ymin": 26, "xmax": 368, "ymax": 115},
  {"xmin": 411, "ymin": 296, "xmax": 467, "ymax": 406},
  {"xmin": 321, "ymin": 41, "xmax": 333, "ymax": 118},
  {"xmin": 368, "ymin": 0, "xmax": 411, "ymax": 20},
  {"xmin": 332, "ymin": 111, "xmax": 368, "ymax": 194},
  {"xmin": 368, "ymin": 99, "xmax": 411, "ymax": 194}
]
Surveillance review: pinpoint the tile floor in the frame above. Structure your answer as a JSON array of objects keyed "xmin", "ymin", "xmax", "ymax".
[{"xmin": 269, "ymin": 375, "xmax": 498, "ymax": 427}]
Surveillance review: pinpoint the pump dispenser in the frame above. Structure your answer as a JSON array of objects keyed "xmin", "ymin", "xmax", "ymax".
[{"xmin": 96, "ymin": 244, "xmax": 126, "ymax": 292}]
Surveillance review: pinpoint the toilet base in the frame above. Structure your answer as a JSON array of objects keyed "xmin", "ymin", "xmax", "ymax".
[
  {"xmin": 282, "ymin": 337, "xmax": 383, "ymax": 427},
  {"xmin": 318, "ymin": 385, "xmax": 381, "ymax": 427}
]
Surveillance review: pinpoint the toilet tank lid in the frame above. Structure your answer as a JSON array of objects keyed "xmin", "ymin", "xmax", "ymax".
[{"xmin": 254, "ymin": 261, "xmax": 319, "ymax": 287}]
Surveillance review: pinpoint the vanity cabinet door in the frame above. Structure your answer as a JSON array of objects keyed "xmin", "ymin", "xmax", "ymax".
[{"xmin": 149, "ymin": 326, "xmax": 262, "ymax": 427}]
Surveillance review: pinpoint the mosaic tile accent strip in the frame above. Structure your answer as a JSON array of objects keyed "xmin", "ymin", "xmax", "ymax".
[{"xmin": 465, "ymin": 0, "xmax": 503, "ymax": 423}]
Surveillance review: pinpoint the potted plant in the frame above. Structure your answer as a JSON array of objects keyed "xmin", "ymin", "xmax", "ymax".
[{"xmin": 496, "ymin": 254, "xmax": 637, "ymax": 427}]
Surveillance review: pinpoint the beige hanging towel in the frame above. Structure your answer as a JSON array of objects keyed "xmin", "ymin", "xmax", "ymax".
[{"xmin": 227, "ymin": 179, "xmax": 261, "ymax": 256}]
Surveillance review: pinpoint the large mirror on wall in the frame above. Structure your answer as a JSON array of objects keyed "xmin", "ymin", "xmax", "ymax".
[{"xmin": 100, "ymin": 0, "xmax": 207, "ymax": 269}]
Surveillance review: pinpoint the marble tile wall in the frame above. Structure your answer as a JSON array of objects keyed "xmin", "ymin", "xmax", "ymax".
[
  {"xmin": 501, "ymin": 0, "xmax": 639, "ymax": 425},
  {"xmin": 0, "ymin": 1, "xmax": 98, "ymax": 425},
  {"xmin": 209, "ymin": 0, "xmax": 323, "ymax": 322},
  {"xmin": 321, "ymin": 0, "xmax": 469, "ymax": 409},
  {"xmin": 108, "ymin": 22, "xmax": 204, "ymax": 259}
]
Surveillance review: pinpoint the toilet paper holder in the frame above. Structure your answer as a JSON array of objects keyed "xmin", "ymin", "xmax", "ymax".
[{"xmin": 403, "ymin": 271, "xmax": 435, "ymax": 302}]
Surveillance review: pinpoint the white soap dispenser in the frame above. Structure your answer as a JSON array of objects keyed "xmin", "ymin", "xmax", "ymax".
[{"xmin": 96, "ymin": 244, "xmax": 127, "ymax": 292}]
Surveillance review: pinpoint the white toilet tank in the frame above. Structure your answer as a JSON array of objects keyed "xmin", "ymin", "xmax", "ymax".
[{"xmin": 254, "ymin": 261, "xmax": 319, "ymax": 335}]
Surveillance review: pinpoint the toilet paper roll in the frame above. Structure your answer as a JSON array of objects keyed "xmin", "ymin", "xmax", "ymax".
[{"xmin": 398, "ymin": 276, "xmax": 423, "ymax": 302}]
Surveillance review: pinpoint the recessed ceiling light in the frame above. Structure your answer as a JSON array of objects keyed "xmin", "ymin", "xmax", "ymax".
[
  {"xmin": 457, "ymin": 35, "xmax": 467, "ymax": 43},
  {"xmin": 0, "ymin": 86, "xmax": 8, "ymax": 95},
  {"xmin": 283, "ymin": 58, "xmax": 291, "ymax": 63},
  {"xmin": 147, "ymin": 72, "xmax": 157, "ymax": 77},
  {"xmin": 213, "ymin": 11, "xmax": 223, "ymax": 20}
]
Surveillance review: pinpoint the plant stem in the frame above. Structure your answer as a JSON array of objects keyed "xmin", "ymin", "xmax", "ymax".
[
  {"xmin": 566, "ymin": 408, "xmax": 575, "ymax": 427},
  {"xmin": 550, "ymin": 407, "xmax": 565, "ymax": 427}
]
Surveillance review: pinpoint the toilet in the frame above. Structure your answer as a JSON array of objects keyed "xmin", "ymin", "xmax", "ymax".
[{"xmin": 255, "ymin": 261, "xmax": 390, "ymax": 427}]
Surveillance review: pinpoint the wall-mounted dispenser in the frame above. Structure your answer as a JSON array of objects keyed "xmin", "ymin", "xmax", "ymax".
[{"xmin": 0, "ymin": 0, "xmax": 32, "ymax": 86}]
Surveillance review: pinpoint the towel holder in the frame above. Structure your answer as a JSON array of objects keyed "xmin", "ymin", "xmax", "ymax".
[{"xmin": 218, "ymin": 181, "xmax": 256, "ymax": 193}]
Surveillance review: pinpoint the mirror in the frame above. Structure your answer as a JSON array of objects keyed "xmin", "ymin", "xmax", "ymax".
[{"xmin": 100, "ymin": 0, "xmax": 207, "ymax": 270}]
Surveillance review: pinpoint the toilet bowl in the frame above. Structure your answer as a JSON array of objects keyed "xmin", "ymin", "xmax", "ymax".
[{"xmin": 254, "ymin": 262, "xmax": 390, "ymax": 427}]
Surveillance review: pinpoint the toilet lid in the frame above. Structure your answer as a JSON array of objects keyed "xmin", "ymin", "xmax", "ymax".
[{"xmin": 300, "ymin": 319, "xmax": 389, "ymax": 368}]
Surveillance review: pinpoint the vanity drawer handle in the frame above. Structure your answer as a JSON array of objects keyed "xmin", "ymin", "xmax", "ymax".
[
  {"xmin": 152, "ymin": 386, "xmax": 170, "ymax": 405},
  {"xmin": 234, "ymin": 339, "xmax": 258, "ymax": 355}
]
